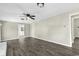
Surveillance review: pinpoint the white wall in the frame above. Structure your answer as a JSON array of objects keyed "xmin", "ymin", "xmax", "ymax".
[
  {"xmin": 2, "ymin": 21, "xmax": 18, "ymax": 40},
  {"xmin": 31, "ymin": 13, "xmax": 71, "ymax": 47},
  {"xmin": 1, "ymin": 21, "xmax": 30, "ymax": 40}
]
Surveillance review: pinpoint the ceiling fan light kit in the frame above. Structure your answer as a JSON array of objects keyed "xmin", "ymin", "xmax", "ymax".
[{"xmin": 37, "ymin": 3, "xmax": 44, "ymax": 8}]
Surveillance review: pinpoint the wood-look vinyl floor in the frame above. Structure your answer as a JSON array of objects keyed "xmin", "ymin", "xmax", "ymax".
[{"xmin": 6, "ymin": 37, "xmax": 79, "ymax": 56}]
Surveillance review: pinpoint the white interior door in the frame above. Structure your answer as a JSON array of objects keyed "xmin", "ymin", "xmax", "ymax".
[
  {"xmin": 74, "ymin": 19, "xmax": 79, "ymax": 38},
  {"xmin": 18, "ymin": 24, "xmax": 24, "ymax": 36},
  {"xmin": 0, "ymin": 24, "xmax": 2, "ymax": 41}
]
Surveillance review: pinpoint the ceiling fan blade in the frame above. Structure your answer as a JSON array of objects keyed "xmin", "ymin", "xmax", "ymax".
[
  {"xmin": 30, "ymin": 17, "xmax": 35, "ymax": 20},
  {"xmin": 31, "ymin": 15, "xmax": 35, "ymax": 17},
  {"xmin": 23, "ymin": 13, "xmax": 30, "ymax": 16}
]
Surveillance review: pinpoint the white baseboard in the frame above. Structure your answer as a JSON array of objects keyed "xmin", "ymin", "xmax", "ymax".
[
  {"xmin": 33, "ymin": 37, "xmax": 72, "ymax": 47},
  {"xmin": 4, "ymin": 36, "xmax": 29, "ymax": 41}
]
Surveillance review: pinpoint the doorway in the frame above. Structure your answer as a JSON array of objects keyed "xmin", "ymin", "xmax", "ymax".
[
  {"xmin": 18, "ymin": 24, "xmax": 25, "ymax": 36},
  {"xmin": 71, "ymin": 13, "xmax": 79, "ymax": 49}
]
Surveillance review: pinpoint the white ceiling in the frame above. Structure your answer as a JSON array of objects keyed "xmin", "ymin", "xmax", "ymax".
[{"xmin": 0, "ymin": 3, "xmax": 79, "ymax": 23}]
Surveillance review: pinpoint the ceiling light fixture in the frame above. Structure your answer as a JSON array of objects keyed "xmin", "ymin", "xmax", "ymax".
[{"xmin": 37, "ymin": 3, "xmax": 44, "ymax": 8}]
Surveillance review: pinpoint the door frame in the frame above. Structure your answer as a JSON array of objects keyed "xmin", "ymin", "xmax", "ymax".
[{"xmin": 69, "ymin": 12, "xmax": 79, "ymax": 47}]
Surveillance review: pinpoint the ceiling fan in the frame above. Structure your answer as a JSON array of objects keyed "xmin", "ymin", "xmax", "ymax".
[
  {"xmin": 20, "ymin": 13, "xmax": 35, "ymax": 20},
  {"xmin": 23, "ymin": 13, "xmax": 35, "ymax": 20}
]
